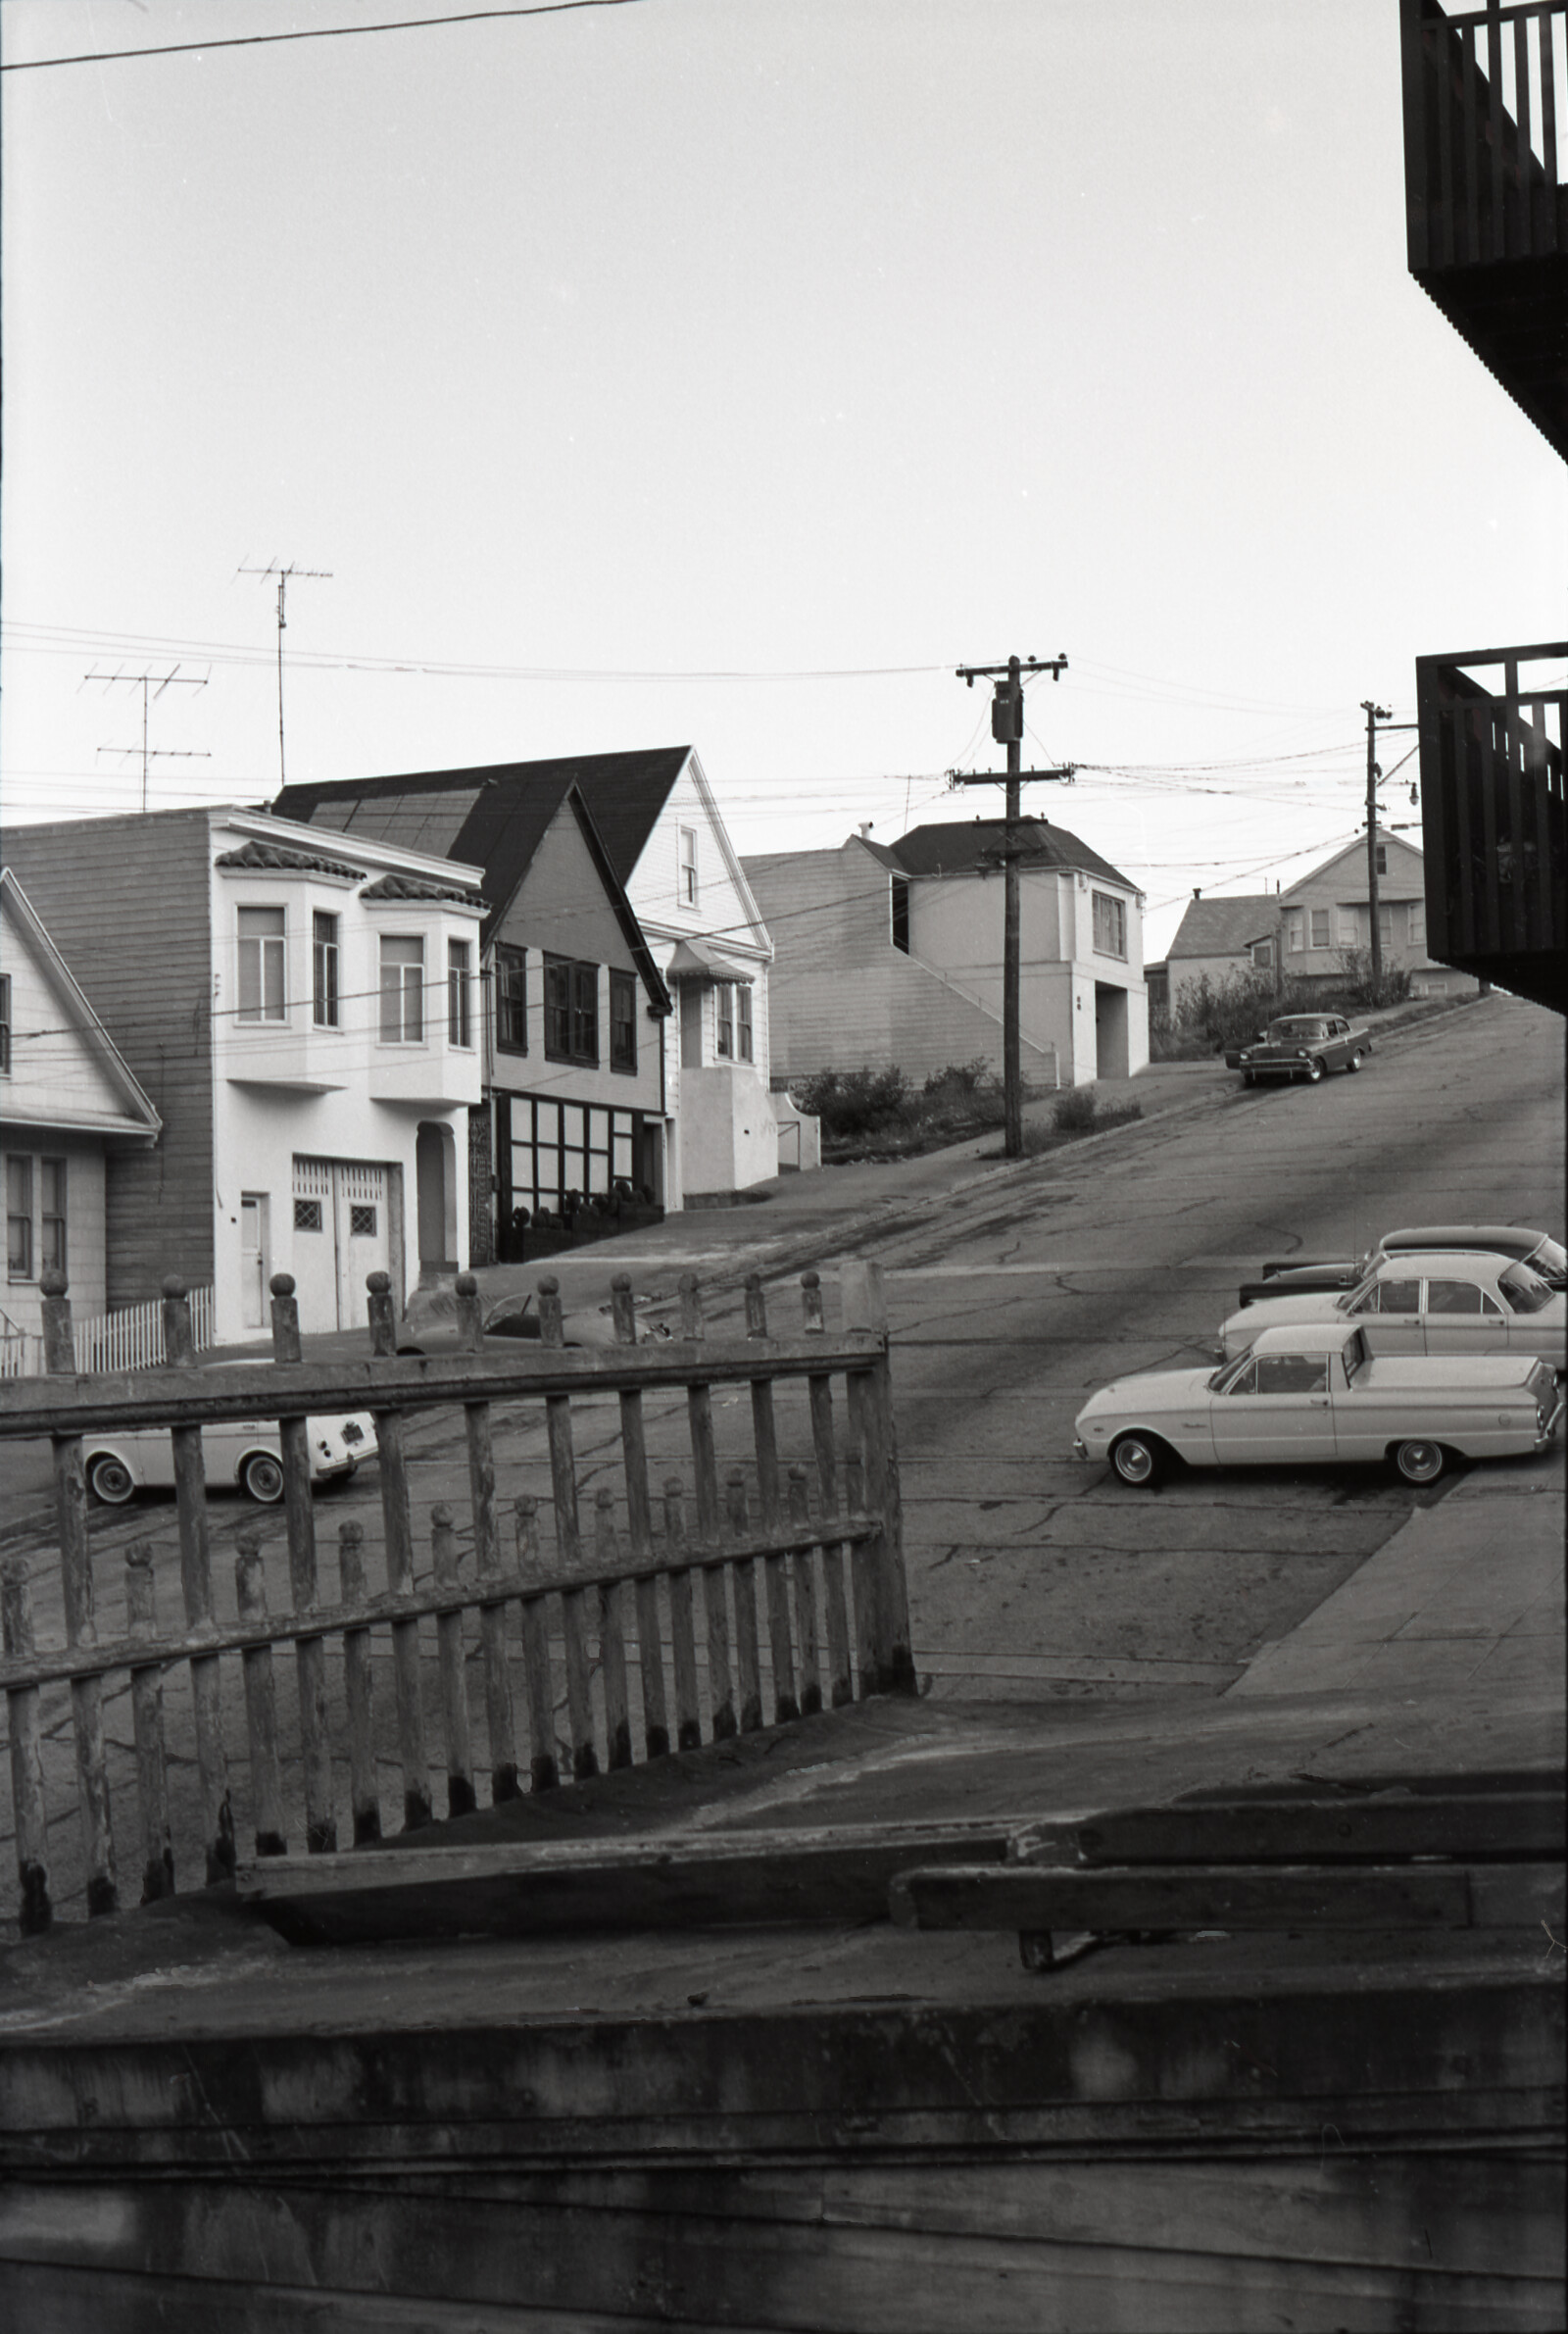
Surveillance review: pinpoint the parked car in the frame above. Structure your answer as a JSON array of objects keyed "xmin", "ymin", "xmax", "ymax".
[
  {"xmin": 1238, "ymin": 1224, "xmax": 1566, "ymax": 1308},
  {"xmin": 1217, "ymin": 1250, "xmax": 1566, "ymax": 1370},
  {"xmin": 84, "ymin": 1392, "xmax": 377, "ymax": 1506},
  {"xmin": 1225, "ymin": 1014, "xmax": 1370, "ymax": 1084},
  {"xmin": 1073, "ymin": 1323, "xmax": 1562, "ymax": 1487},
  {"xmin": 395, "ymin": 1288, "xmax": 671, "ymax": 1358}
]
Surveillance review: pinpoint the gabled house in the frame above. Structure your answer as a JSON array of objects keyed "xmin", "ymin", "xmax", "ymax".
[
  {"xmin": 275, "ymin": 747, "xmax": 778, "ymax": 1208},
  {"xmin": 1, "ymin": 869, "xmax": 163, "ymax": 1364},
  {"xmin": 743, "ymin": 816, "xmax": 1147, "ymax": 1089},
  {"xmin": 1277, "ymin": 827, "xmax": 1478, "ymax": 997},
  {"xmin": 1156, "ymin": 892, "xmax": 1280, "ymax": 1018},
  {"xmin": 1, "ymin": 810, "xmax": 485, "ymax": 1344}
]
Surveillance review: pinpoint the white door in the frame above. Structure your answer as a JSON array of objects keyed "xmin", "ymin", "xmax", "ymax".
[
  {"xmin": 334, "ymin": 1162, "xmax": 390, "ymax": 1331},
  {"xmin": 239, "ymin": 1196, "xmax": 269, "ymax": 1331}
]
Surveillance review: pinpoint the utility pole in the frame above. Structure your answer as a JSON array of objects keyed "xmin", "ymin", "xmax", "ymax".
[
  {"xmin": 951, "ymin": 653, "xmax": 1072, "ymax": 1157},
  {"xmin": 84, "ymin": 667, "xmax": 209, "ymax": 811},
  {"xmin": 1360, "ymin": 701, "xmax": 1418, "ymax": 992},
  {"xmin": 239, "ymin": 560, "xmax": 332, "ymax": 789}
]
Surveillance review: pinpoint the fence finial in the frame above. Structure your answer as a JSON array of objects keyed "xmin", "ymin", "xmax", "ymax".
[
  {"xmin": 163, "ymin": 1275, "xmax": 197, "ymax": 1368},
  {"xmin": 269, "ymin": 1272, "xmax": 301, "ymax": 1365},
  {"xmin": 455, "ymin": 1274, "xmax": 483, "ymax": 1354},
  {"xmin": 679, "ymin": 1272, "xmax": 704, "ymax": 1341},
  {"xmin": 744, "ymin": 1273, "xmax": 768, "ymax": 1339},
  {"xmin": 39, "ymin": 1271, "xmax": 74, "ymax": 1375},
  {"xmin": 611, "ymin": 1273, "xmax": 638, "ymax": 1344},
  {"xmin": 801, "ymin": 1269, "xmax": 825, "ymax": 1334},
  {"xmin": 537, "ymin": 1275, "xmax": 565, "ymax": 1347},
  {"xmin": 366, "ymin": 1270, "xmax": 397, "ymax": 1358}
]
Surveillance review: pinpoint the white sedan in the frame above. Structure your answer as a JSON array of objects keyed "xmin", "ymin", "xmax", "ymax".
[
  {"xmin": 84, "ymin": 1405, "xmax": 376, "ymax": 1506},
  {"xmin": 1074, "ymin": 1323, "xmax": 1562, "ymax": 1487},
  {"xmin": 1217, "ymin": 1250, "xmax": 1566, "ymax": 1370}
]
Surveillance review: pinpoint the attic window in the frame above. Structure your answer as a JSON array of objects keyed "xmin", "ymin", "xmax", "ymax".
[
  {"xmin": 679, "ymin": 826, "xmax": 698, "ymax": 908},
  {"xmin": 890, "ymin": 877, "xmax": 910, "ymax": 955},
  {"xmin": 1375, "ymin": 845, "xmax": 1387, "ymax": 874}
]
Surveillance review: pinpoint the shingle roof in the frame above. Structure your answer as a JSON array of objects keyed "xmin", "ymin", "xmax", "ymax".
[
  {"xmin": 888, "ymin": 818, "xmax": 1133, "ymax": 889},
  {"xmin": 1166, "ymin": 893, "xmax": 1276, "ymax": 960},
  {"xmin": 273, "ymin": 748, "xmax": 692, "ymax": 891},
  {"xmin": 214, "ymin": 837, "xmax": 367, "ymax": 880},
  {"xmin": 359, "ymin": 871, "xmax": 485, "ymax": 907}
]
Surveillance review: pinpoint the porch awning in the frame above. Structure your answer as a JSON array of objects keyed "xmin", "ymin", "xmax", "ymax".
[{"xmin": 664, "ymin": 938, "xmax": 756, "ymax": 986}]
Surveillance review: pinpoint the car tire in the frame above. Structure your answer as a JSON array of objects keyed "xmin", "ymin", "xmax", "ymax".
[
  {"xmin": 1347, "ymin": 1050, "xmax": 1363, "ymax": 1072},
  {"xmin": 1393, "ymin": 1438, "xmax": 1446, "ymax": 1486},
  {"xmin": 1305, "ymin": 1057, "xmax": 1325, "ymax": 1083},
  {"xmin": 241, "ymin": 1452, "xmax": 287, "ymax": 1504},
  {"xmin": 1109, "ymin": 1432, "xmax": 1165, "ymax": 1488},
  {"xmin": 87, "ymin": 1453, "xmax": 137, "ymax": 1506},
  {"xmin": 1243, "ymin": 1071, "xmax": 1255, "ymax": 1087}
]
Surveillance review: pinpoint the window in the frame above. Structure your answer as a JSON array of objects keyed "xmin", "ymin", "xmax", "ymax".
[
  {"xmin": 312, "ymin": 912, "xmax": 339, "ymax": 1028},
  {"xmin": 1250, "ymin": 938, "xmax": 1273, "ymax": 969},
  {"xmin": 1407, "ymin": 900, "xmax": 1426, "ymax": 949},
  {"xmin": 610, "ymin": 969, "xmax": 637, "ymax": 1073},
  {"xmin": 1254, "ymin": 1354, "xmax": 1329, "ymax": 1395},
  {"xmin": 1092, "ymin": 890, "xmax": 1127, "ymax": 959},
  {"xmin": 448, "ymin": 938, "xmax": 472, "ymax": 1048},
  {"xmin": 678, "ymin": 826, "xmax": 698, "ymax": 907},
  {"xmin": 1337, "ymin": 905, "xmax": 1360, "ymax": 948},
  {"xmin": 294, "ymin": 1198, "xmax": 324, "ymax": 1232},
  {"xmin": 6, "ymin": 1155, "xmax": 32, "ymax": 1279},
  {"xmin": 1284, "ymin": 909, "xmax": 1303, "ymax": 954},
  {"xmin": 716, "ymin": 985, "xmax": 734, "ymax": 1059},
  {"xmin": 1375, "ymin": 845, "xmax": 1388, "ymax": 873},
  {"xmin": 890, "ymin": 878, "xmax": 910, "ymax": 954},
  {"xmin": 1356, "ymin": 1276, "xmax": 1421, "ymax": 1316},
  {"xmin": 350, "ymin": 1204, "xmax": 377, "ymax": 1237},
  {"xmin": 379, "ymin": 935, "xmax": 424, "ymax": 1043},
  {"xmin": 238, "ymin": 906, "xmax": 286, "ymax": 1021},
  {"xmin": 1310, "ymin": 908, "xmax": 1330, "ymax": 949},
  {"xmin": 0, "ymin": 973, "xmax": 10, "ymax": 1072},
  {"xmin": 1378, "ymin": 906, "xmax": 1393, "ymax": 950},
  {"xmin": 40, "ymin": 1159, "xmax": 66, "ymax": 1275},
  {"xmin": 545, "ymin": 957, "xmax": 598, "ymax": 1065},
  {"xmin": 496, "ymin": 945, "xmax": 528, "ymax": 1054},
  {"xmin": 1426, "ymin": 1279, "xmax": 1500, "ymax": 1316},
  {"xmin": 736, "ymin": 981, "xmax": 754, "ymax": 1064}
]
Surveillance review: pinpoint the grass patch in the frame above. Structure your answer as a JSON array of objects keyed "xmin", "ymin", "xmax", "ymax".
[{"xmin": 978, "ymin": 1093, "xmax": 1143, "ymax": 1161}]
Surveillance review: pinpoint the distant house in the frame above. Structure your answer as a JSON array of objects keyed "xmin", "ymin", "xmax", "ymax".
[
  {"xmin": 2, "ymin": 810, "xmax": 485, "ymax": 1344},
  {"xmin": 743, "ymin": 816, "xmax": 1147, "ymax": 1088},
  {"xmin": 1, "ymin": 869, "xmax": 162, "ymax": 1364},
  {"xmin": 1160, "ymin": 893, "xmax": 1280, "ymax": 1016},
  {"xmin": 276, "ymin": 747, "xmax": 778, "ymax": 1210}
]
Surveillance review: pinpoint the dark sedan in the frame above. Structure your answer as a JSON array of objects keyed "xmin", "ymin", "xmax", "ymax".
[
  {"xmin": 1225, "ymin": 1014, "xmax": 1370, "ymax": 1084},
  {"xmin": 1237, "ymin": 1224, "xmax": 1566, "ymax": 1309}
]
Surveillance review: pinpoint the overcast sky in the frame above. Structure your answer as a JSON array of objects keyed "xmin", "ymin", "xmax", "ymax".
[{"xmin": 3, "ymin": 0, "xmax": 1563, "ymax": 958}]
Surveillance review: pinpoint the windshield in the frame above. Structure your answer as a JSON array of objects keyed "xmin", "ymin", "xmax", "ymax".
[
  {"xmin": 1531, "ymin": 1237, "xmax": 1567, "ymax": 1280},
  {"xmin": 1499, "ymin": 1264, "xmax": 1554, "ymax": 1316},
  {"xmin": 1266, "ymin": 1018, "xmax": 1325, "ymax": 1043},
  {"xmin": 1208, "ymin": 1352, "xmax": 1254, "ymax": 1393}
]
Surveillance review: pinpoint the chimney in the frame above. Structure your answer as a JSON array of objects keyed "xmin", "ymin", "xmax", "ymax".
[{"xmin": 858, "ymin": 821, "xmax": 873, "ymax": 837}]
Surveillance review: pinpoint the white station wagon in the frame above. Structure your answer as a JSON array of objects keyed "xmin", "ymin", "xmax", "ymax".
[
  {"xmin": 1217, "ymin": 1250, "xmax": 1567, "ymax": 1371},
  {"xmin": 1074, "ymin": 1322, "xmax": 1563, "ymax": 1487},
  {"xmin": 84, "ymin": 1401, "xmax": 377, "ymax": 1506}
]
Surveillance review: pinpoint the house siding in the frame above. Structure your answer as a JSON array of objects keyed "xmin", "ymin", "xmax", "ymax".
[{"xmin": 2, "ymin": 814, "xmax": 215, "ymax": 1309}]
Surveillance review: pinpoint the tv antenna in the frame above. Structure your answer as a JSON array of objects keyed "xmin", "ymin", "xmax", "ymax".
[
  {"xmin": 83, "ymin": 666, "xmax": 210, "ymax": 812},
  {"xmin": 237, "ymin": 557, "xmax": 332, "ymax": 788}
]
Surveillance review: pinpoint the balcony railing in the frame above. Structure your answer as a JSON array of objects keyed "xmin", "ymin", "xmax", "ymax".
[
  {"xmin": 1399, "ymin": 0, "xmax": 1568, "ymax": 456},
  {"xmin": 1414, "ymin": 639, "xmax": 1566, "ymax": 1010}
]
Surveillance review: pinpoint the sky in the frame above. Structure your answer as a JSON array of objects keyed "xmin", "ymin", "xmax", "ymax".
[{"xmin": 2, "ymin": 0, "xmax": 1563, "ymax": 961}]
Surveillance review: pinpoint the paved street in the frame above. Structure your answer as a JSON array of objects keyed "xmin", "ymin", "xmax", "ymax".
[{"xmin": 2, "ymin": 993, "xmax": 1562, "ymax": 1919}]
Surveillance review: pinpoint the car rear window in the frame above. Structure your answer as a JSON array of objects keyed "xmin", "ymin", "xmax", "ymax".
[{"xmin": 1499, "ymin": 1265, "xmax": 1553, "ymax": 1316}]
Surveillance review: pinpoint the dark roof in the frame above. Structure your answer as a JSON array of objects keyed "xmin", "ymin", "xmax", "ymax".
[
  {"xmin": 273, "ymin": 748, "xmax": 691, "ymax": 891},
  {"xmin": 1166, "ymin": 893, "xmax": 1276, "ymax": 960},
  {"xmin": 887, "ymin": 818, "xmax": 1133, "ymax": 889},
  {"xmin": 273, "ymin": 761, "xmax": 673, "ymax": 1016},
  {"xmin": 360, "ymin": 871, "xmax": 485, "ymax": 907},
  {"xmin": 214, "ymin": 837, "xmax": 367, "ymax": 879}
]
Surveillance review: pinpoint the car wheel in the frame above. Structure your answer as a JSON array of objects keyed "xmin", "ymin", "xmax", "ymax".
[
  {"xmin": 1109, "ymin": 1432, "xmax": 1164, "ymax": 1488},
  {"xmin": 241, "ymin": 1452, "xmax": 287, "ymax": 1504},
  {"xmin": 1347, "ymin": 1050, "xmax": 1363, "ymax": 1072},
  {"xmin": 1393, "ymin": 1438, "xmax": 1446, "ymax": 1486},
  {"xmin": 1242, "ymin": 1071, "xmax": 1255, "ymax": 1087},
  {"xmin": 1305, "ymin": 1057, "xmax": 1325, "ymax": 1083},
  {"xmin": 87, "ymin": 1453, "xmax": 137, "ymax": 1506}
]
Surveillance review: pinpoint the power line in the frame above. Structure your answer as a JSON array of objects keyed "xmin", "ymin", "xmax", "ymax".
[{"xmin": 0, "ymin": 0, "xmax": 646, "ymax": 74}]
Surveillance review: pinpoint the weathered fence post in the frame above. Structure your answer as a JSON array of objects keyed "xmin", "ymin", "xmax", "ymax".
[
  {"xmin": 234, "ymin": 1540, "xmax": 286, "ymax": 1860},
  {"xmin": 432, "ymin": 1506, "xmax": 476, "ymax": 1816},
  {"xmin": 270, "ymin": 1273, "xmax": 336, "ymax": 1853},
  {"xmin": 2, "ymin": 1556, "xmax": 51, "ymax": 1935},
  {"xmin": 455, "ymin": 1272, "xmax": 484, "ymax": 1352},
  {"xmin": 540, "ymin": 1277, "xmax": 598, "ymax": 1779},
  {"xmin": 662, "ymin": 1479, "xmax": 703, "ymax": 1752},
  {"xmin": 366, "ymin": 1288, "xmax": 431, "ymax": 1830},
  {"xmin": 594, "ymin": 1489, "xmax": 633, "ymax": 1771},
  {"xmin": 456, "ymin": 1274, "xmax": 518, "ymax": 1805},
  {"xmin": 843, "ymin": 1260, "xmax": 914, "ymax": 1696},
  {"xmin": 613, "ymin": 1275, "xmax": 669, "ymax": 1762},
  {"xmin": 514, "ymin": 1496, "xmax": 559, "ymax": 1792},
  {"xmin": 747, "ymin": 1277, "xmax": 798, "ymax": 1724},
  {"xmin": 366, "ymin": 1269, "xmax": 398, "ymax": 1358},
  {"xmin": 338, "ymin": 1521, "xmax": 381, "ymax": 1844},
  {"xmin": 725, "ymin": 1468, "xmax": 763, "ymax": 1733},
  {"xmin": 787, "ymin": 1463, "xmax": 823, "ymax": 1717},
  {"xmin": 681, "ymin": 1276, "xmax": 735, "ymax": 1740},
  {"xmin": 808, "ymin": 1341, "xmax": 854, "ymax": 1708},
  {"xmin": 43, "ymin": 1269, "xmax": 117, "ymax": 1916}
]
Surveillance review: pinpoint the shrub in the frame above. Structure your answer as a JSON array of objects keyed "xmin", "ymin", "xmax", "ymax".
[
  {"xmin": 1334, "ymin": 947, "xmax": 1415, "ymax": 1010},
  {"xmin": 1053, "ymin": 1086, "xmax": 1099, "ymax": 1133},
  {"xmin": 791, "ymin": 1065, "xmax": 909, "ymax": 1139}
]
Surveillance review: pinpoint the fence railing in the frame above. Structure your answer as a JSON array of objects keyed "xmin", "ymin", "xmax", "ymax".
[
  {"xmin": 73, "ymin": 1283, "xmax": 216, "ymax": 1377},
  {"xmin": 0, "ymin": 1262, "xmax": 912, "ymax": 1936},
  {"xmin": 1401, "ymin": 0, "xmax": 1567, "ymax": 272},
  {"xmin": 0, "ymin": 1315, "xmax": 46, "ymax": 1379}
]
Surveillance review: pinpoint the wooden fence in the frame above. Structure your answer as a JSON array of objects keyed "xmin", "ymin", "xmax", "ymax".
[{"xmin": 0, "ymin": 1263, "xmax": 912, "ymax": 1936}]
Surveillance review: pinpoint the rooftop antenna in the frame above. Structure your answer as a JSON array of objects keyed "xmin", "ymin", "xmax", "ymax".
[
  {"xmin": 237, "ymin": 557, "xmax": 332, "ymax": 789},
  {"xmin": 83, "ymin": 666, "xmax": 210, "ymax": 811}
]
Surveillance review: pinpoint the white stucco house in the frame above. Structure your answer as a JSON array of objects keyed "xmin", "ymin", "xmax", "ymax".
[{"xmin": 744, "ymin": 817, "xmax": 1149, "ymax": 1088}]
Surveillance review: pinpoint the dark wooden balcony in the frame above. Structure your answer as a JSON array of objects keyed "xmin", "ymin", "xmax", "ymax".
[
  {"xmin": 1399, "ymin": 0, "xmax": 1568, "ymax": 457},
  {"xmin": 1415, "ymin": 640, "xmax": 1566, "ymax": 1010}
]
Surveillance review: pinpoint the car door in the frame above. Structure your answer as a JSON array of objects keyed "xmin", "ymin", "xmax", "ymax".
[
  {"xmin": 1422, "ymin": 1275, "xmax": 1508, "ymax": 1358},
  {"xmin": 1345, "ymin": 1274, "xmax": 1426, "ymax": 1355},
  {"xmin": 1210, "ymin": 1351, "xmax": 1338, "ymax": 1464}
]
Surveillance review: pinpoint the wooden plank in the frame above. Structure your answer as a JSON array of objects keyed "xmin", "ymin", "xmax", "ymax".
[
  {"xmin": 431, "ymin": 1505, "xmax": 475, "ymax": 1818},
  {"xmin": 788, "ymin": 1465, "xmax": 823, "ymax": 1716},
  {"xmin": 375, "ymin": 1409, "xmax": 431, "ymax": 1832},
  {"xmin": 662, "ymin": 1481, "xmax": 703, "ymax": 1753},
  {"xmin": 593, "ymin": 1493, "xmax": 632, "ymax": 1772},
  {"xmin": 514, "ymin": 1498, "xmax": 559, "ymax": 1793},
  {"xmin": 470, "ymin": 1406, "xmax": 519, "ymax": 1807},
  {"xmin": 752, "ymin": 1371, "xmax": 798, "ymax": 1723},
  {"xmin": 809, "ymin": 1372, "xmax": 854, "ymax": 1707},
  {"xmin": 887, "ymin": 1861, "xmax": 1568, "ymax": 1933},
  {"xmin": 279, "ymin": 1408, "xmax": 335, "ymax": 1858},
  {"xmin": 337, "ymin": 1520, "xmax": 381, "ymax": 1845},
  {"xmin": 1011, "ymin": 1792, "xmax": 1567, "ymax": 1868},
  {"xmin": 0, "ymin": 1556, "xmax": 51, "ymax": 1934},
  {"xmin": 726, "ymin": 1471, "xmax": 762, "ymax": 1734},
  {"xmin": 45, "ymin": 1279, "xmax": 118, "ymax": 1921},
  {"xmin": 689, "ymin": 1381, "xmax": 734, "ymax": 1740},
  {"xmin": 234, "ymin": 1540, "xmax": 286, "ymax": 1861}
]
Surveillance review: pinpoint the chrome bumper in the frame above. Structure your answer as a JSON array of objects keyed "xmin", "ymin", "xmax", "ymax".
[
  {"xmin": 1537, "ymin": 1396, "xmax": 1565, "ymax": 1449},
  {"xmin": 1072, "ymin": 1437, "xmax": 1087, "ymax": 1459}
]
